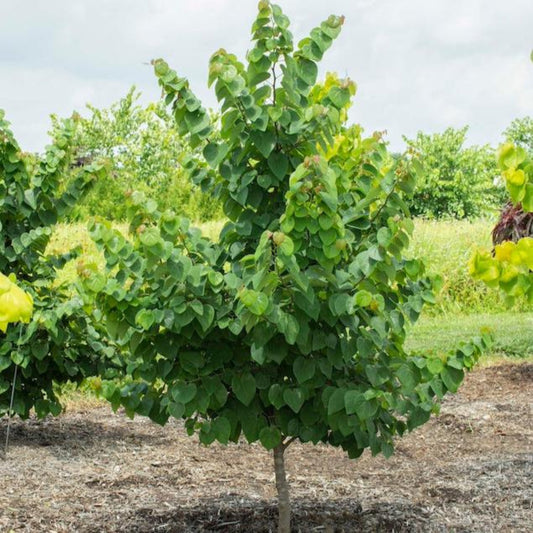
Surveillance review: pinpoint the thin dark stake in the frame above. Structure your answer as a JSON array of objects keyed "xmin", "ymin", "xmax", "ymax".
[
  {"xmin": 4, "ymin": 364, "xmax": 18, "ymax": 458},
  {"xmin": 4, "ymin": 324, "xmax": 23, "ymax": 459}
]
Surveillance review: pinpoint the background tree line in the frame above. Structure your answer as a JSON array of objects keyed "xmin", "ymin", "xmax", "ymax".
[{"xmin": 46, "ymin": 88, "xmax": 531, "ymax": 223}]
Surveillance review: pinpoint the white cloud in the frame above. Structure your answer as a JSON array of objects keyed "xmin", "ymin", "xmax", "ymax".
[
  {"xmin": 1, "ymin": 0, "xmax": 531, "ymax": 152},
  {"xmin": 0, "ymin": 64, "xmax": 134, "ymax": 149}
]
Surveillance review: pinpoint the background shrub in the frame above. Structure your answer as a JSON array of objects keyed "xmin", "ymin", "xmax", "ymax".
[
  {"xmin": 504, "ymin": 116, "xmax": 533, "ymax": 156},
  {"xmin": 404, "ymin": 127, "xmax": 505, "ymax": 219},
  {"xmin": 50, "ymin": 88, "xmax": 222, "ymax": 222}
]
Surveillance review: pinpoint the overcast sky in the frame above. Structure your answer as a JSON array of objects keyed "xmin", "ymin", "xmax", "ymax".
[{"xmin": 1, "ymin": 0, "xmax": 532, "ymax": 153}]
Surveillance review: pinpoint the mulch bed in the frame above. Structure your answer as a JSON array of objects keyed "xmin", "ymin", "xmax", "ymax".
[{"xmin": 1, "ymin": 363, "xmax": 532, "ymax": 532}]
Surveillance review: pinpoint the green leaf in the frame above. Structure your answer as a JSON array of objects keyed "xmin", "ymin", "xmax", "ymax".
[
  {"xmin": 240, "ymin": 289, "xmax": 269, "ymax": 315},
  {"xmin": 328, "ymin": 388, "xmax": 345, "ymax": 415},
  {"xmin": 293, "ymin": 356, "xmax": 316, "ymax": 383},
  {"xmin": 232, "ymin": 372, "xmax": 256, "ymax": 406},
  {"xmin": 319, "ymin": 228, "xmax": 337, "ymax": 246},
  {"xmin": 154, "ymin": 59, "xmax": 169, "ymax": 76},
  {"xmin": 318, "ymin": 359, "xmax": 332, "ymax": 379},
  {"xmin": 377, "ymin": 227, "xmax": 392, "ymax": 247},
  {"xmin": 212, "ymin": 416, "xmax": 231, "ymax": 444},
  {"xmin": 251, "ymin": 343, "xmax": 266, "ymax": 364},
  {"xmin": 272, "ymin": 5, "xmax": 290, "ymax": 29},
  {"xmin": 197, "ymin": 304, "xmax": 215, "ymax": 331},
  {"xmin": 297, "ymin": 58, "xmax": 318, "ymax": 86},
  {"xmin": 344, "ymin": 391, "xmax": 378, "ymax": 420},
  {"xmin": 185, "ymin": 110, "xmax": 211, "ymax": 135},
  {"xmin": 328, "ymin": 86, "xmax": 351, "ymax": 108},
  {"xmin": 23, "ymin": 189, "xmax": 37, "ymax": 210},
  {"xmin": 259, "ymin": 426, "xmax": 281, "ymax": 450},
  {"xmin": 354, "ymin": 290, "xmax": 372, "ymax": 307},
  {"xmin": 203, "ymin": 142, "xmax": 228, "ymax": 168},
  {"xmin": 408, "ymin": 407, "xmax": 431, "ymax": 431},
  {"xmin": 31, "ymin": 340, "xmax": 49, "ymax": 361},
  {"xmin": 318, "ymin": 214, "xmax": 334, "ymax": 230},
  {"xmin": 199, "ymin": 422, "xmax": 216, "ymax": 445},
  {"xmin": 441, "ymin": 366, "xmax": 464, "ymax": 393},
  {"xmin": 381, "ymin": 441, "xmax": 394, "ymax": 459},
  {"xmin": 0, "ymin": 355, "xmax": 11, "ymax": 372},
  {"xmin": 268, "ymin": 384, "xmax": 285, "ymax": 409},
  {"xmin": 427, "ymin": 358, "xmax": 444, "ymax": 375},
  {"xmin": 171, "ymin": 382, "xmax": 197, "ymax": 404},
  {"xmin": 49, "ymin": 401, "xmax": 62, "ymax": 417},
  {"xmin": 344, "ymin": 390, "xmax": 362, "ymax": 415},
  {"xmin": 268, "ymin": 151, "xmax": 289, "ymax": 180},
  {"xmin": 135, "ymin": 309, "xmax": 155, "ymax": 330},
  {"xmin": 179, "ymin": 350, "xmax": 204, "ymax": 373},
  {"xmin": 279, "ymin": 235, "xmax": 294, "ymax": 256},
  {"xmin": 136, "ymin": 397, "xmax": 155, "ymax": 417},
  {"xmin": 138, "ymin": 228, "xmax": 161, "ymax": 249},
  {"xmin": 397, "ymin": 364, "xmax": 416, "ymax": 390},
  {"xmin": 189, "ymin": 301, "xmax": 205, "ymax": 318},
  {"xmin": 208, "ymin": 271, "xmax": 224, "ymax": 287},
  {"xmin": 522, "ymin": 183, "xmax": 533, "ymax": 211},
  {"xmin": 168, "ymin": 402, "xmax": 185, "ymax": 419},
  {"xmin": 251, "ymin": 130, "xmax": 276, "ymax": 158},
  {"xmin": 84, "ymin": 272, "xmax": 106, "ymax": 293},
  {"xmin": 279, "ymin": 313, "xmax": 300, "ymax": 345},
  {"xmin": 35, "ymin": 399, "xmax": 49, "ymax": 418},
  {"xmin": 268, "ymin": 106, "xmax": 283, "ymax": 122},
  {"xmin": 283, "ymin": 388, "xmax": 305, "ymax": 413},
  {"xmin": 329, "ymin": 293, "xmax": 351, "ymax": 316}
]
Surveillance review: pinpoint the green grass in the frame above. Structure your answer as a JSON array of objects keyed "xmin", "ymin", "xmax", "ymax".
[{"xmin": 406, "ymin": 311, "xmax": 533, "ymax": 360}]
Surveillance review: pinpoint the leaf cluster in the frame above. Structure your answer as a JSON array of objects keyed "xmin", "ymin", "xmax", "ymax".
[
  {"xmin": 0, "ymin": 111, "xmax": 119, "ymax": 417},
  {"xmin": 84, "ymin": 1, "xmax": 488, "ymax": 457},
  {"xmin": 470, "ymin": 144, "xmax": 533, "ymax": 302}
]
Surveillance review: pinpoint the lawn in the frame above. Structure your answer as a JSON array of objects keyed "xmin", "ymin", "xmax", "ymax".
[{"xmin": 406, "ymin": 311, "xmax": 533, "ymax": 361}]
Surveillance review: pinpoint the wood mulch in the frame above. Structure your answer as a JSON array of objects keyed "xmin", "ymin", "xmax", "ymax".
[{"xmin": 1, "ymin": 363, "xmax": 532, "ymax": 532}]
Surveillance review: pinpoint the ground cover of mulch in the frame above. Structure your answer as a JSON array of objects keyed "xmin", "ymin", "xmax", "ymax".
[{"xmin": 1, "ymin": 363, "xmax": 531, "ymax": 532}]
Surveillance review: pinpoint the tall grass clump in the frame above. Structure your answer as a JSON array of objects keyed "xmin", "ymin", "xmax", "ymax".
[{"xmin": 409, "ymin": 218, "xmax": 529, "ymax": 314}]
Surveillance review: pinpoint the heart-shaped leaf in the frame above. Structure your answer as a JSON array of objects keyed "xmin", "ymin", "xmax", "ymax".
[
  {"xmin": 293, "ymin": 357, "xmax": 315, "ymax": 384},
  {"xmin": 232, "ymin": 372, "xmax": 256, "ymax": 406},
  {"xmin": 283, "ymin": 388, "xmax": 305, "ymax": 413}
]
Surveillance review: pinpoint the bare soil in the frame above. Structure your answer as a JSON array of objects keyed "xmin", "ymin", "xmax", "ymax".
[{"xmin": 1, "ymin": 363, "xmax": 532, "ymax": 532}]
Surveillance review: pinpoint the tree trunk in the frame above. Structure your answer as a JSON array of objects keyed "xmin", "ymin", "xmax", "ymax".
[{"xmin": 274, "ymin": 444, "xmax": 291, "ymax": 533}]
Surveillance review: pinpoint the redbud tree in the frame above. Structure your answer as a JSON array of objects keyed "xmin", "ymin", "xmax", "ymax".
[
  {"xmin": 0, "ymin": 112, "xmax": 117, "ymax": 418},
  {"xmin": 84, "ymin": 3, "xmax": 486, "ymax": 530}
]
